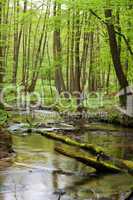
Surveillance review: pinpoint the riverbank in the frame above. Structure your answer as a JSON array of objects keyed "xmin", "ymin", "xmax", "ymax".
[
  {"xmin": 0, "ymin": 108, "xmax": 13, "ymax": 159},
  {"xmin": 0, "ymin": 127, "xmax": 13, "ymax": 159},
  {"xmin": 60, "ymin": 107, "xmax": 133, "ymax": 128}
]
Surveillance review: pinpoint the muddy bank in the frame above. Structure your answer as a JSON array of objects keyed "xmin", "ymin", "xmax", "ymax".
[{"xmin": 0, "ymin": 127, "xmax": 13, "ymax": 159}]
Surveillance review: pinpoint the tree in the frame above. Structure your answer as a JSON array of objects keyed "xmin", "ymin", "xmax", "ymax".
[
  {"xmin": 53, "ymin": 1, "xmax": 66, "ymax": 94},
  {"xmin": 0, "ymin": 1, "xmax": 6, "ymax": 93},
  {"xmin": 105, "ymin": 9, "xmax": 129, "ymax": 107}
]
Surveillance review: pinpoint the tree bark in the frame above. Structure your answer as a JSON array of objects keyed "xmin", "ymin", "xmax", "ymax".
[
  {"xmin": 70, "ymin": 10, "xmax": 75, "ymax": 92},
  {"xmin": 81, "ymin": 13, "xmax": 90, "ymax": 91},
  {"xmin": 0, "ymin": 2, "xmax": 5, "ymax": 92},
  {"xmin": 53, "ymin": 2, "xmax": 66, "ymax": 94},
  {"xmin": 105, "ymin": 9, "xmax": 129, "ymax": 107},
  {"xmin": 106, "ymin": 63, "xmax": 111, "ymax": 95},
  {"xmin": 28, "ymin": 2, "xmax": 50, "ymax": 92},
  {"xmin": 66, "ymin": 10, "xmax": 70, "ymax": 91},
  {"xmin": 75, "ymin": 10, "xmax": 81, "ymax": 93},
  {"xmin": 55, "ymin": 146, "xmax": 122, "ymax": 173},
  {"xmin": 88, "ymin": 32, "xmax": 94, "ymax": 91},
  {"xmin": 12, "ymin": 0, "xmax": 22, "ymax": 85}
]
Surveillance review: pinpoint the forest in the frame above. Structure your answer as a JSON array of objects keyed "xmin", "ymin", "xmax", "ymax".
[{"xmin": 0, "ymin": 0, "xmax": 133, "ymax": 200}]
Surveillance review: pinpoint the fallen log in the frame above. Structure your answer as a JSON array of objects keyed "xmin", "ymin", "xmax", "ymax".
[
  {"xmin": 37, "ymin": 130, "xmax": 103, "ymax": 155},
  {"xmin": 55, "ymin": 145, "xmax": 133, "ymax": 174},
  {"xmin": 55, "ymin": 145, "xmax": 122, "ymax": 173},
  {"xmin": 38, "ymin": 131, "xmax": 133, "ymax": 174}
]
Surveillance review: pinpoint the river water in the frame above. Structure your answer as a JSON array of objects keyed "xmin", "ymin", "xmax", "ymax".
[{"xmin": 0, "ymin": 110, "xmax": 133, "ymax": 200}]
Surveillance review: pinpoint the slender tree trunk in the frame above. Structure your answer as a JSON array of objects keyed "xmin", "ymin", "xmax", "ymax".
[
  {"xmin": 47, "ymin": 42, "xmax": 53, "ymax": 97},
  {"xmin": 105, "ymin": 9, "xmax": 129, "ymax": 107},
  {"xmin": 25, "ymin": 23, "xmax": 32, "ymax": 92},
  {"xmin": 88, "ymin": 32, "xmax": 94, "ymax": 91},
  {"xmin": 3, "ymin": 0, "xmax": 10, "ymax": 72},
  {"xmin": 106, "ymin": 63, "xmax": 111, "ymax": 95},
  {"xmin": 116, "ymin": 8, "xmax": 121, "ymax": 58},
  {"xmin": 0, "ymin": 2, "xmax": 5, "ymax": 92},
  {"xmin": 28, "ymin": 2, "xmax": 50, "ymax": 92},
  {"xmin": 81, "ymin": 13, "xmax": 90, "ymax": 91},
  {"xmin": 75, "ymin": 10, "xmax": 81, "ymax": 93},
  {"xmin": 22, "ymin": 0, "xmax": 28, "ymax": 87},
  {"xmin": 12, "ymin": 0, "xmax": 22, "ymax": 85},
  {"xmin": 66, "ymin": 10, "xmax": 70, "ymax": 91},
  {"xmin": 70, "ymin": 10, "xmax": 75, "ymax": 92},
  {"xmin": 53, "ymin": 2, "xmax": 66, "ymax": 94}
]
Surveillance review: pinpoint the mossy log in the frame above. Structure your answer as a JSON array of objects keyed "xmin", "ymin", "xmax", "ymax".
[
  {"xmin": 55, "ymin": 146, "xmax": 122, "ymax": 173},
  {"xmin": 38, "ymin": 131, "xmax": 133, "ymax": 174},
  {"xmin": 55, "ymin": 145, "xmax": 133, "ymax": 174},
  {"xmin": 37, "ymin": 130, "xmax": 103, "ymax": 155}
]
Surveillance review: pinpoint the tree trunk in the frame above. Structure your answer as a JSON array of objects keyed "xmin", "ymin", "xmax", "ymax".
[
  {"xmin": 70, "ymin": 10, "xmax": 75, "ymax": 92},
  {"xmin": 88, "ymin": 32, "xmax": 94, "ymax": 91},
  {"xmin": 81, "ymin": 13, "xmax": 90, "ymax": 91},
  {"xmin": 66, "ymin": 10, "xmax": 70, "ymax": 91},
  {"xmin": 106, "ymin": 63, "xmax": 111, "ymax": 95},
  {"xmin": 12, "ymin": 0, "xmax": 22, "ymax": 85},
  {"xmin": 0, "ymin": 2, "xmax": 5, "ymax": 92},
  {"xmin": 53, "ymin": 2, "xmax": 66, "ymax": 94},
  {"xmin": 28, "ymin": 2, "xmax": 50, "ymax": 92},
  {"xmin": 105, "ymin": 9, "xmax": 129, "ymax": 107},
  {"xmin": 22, "ymin": 0, "xmax": 28, "ymax": 88},
  {"xmin": 55, "ymin": 146, "xmax": 122, "ymax": 173},
  {"xmin": 75, "ymin": 10, "xmax": 81, "ymax": 93}
]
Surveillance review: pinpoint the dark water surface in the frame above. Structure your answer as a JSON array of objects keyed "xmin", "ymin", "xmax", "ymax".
[{"xmin": 0, "ymin": 111, "xmax": 133, "ymax": 200}]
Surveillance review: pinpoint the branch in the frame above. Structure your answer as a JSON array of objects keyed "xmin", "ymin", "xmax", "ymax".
[
  {"xmin": 89, "ymin": 9, "xmax": 107, "ymax": 26},
  {"xmin": 90, "ymin": 9, "xmax": 133, "ymax": 58},
  {"xmin": 115, "ymin": 31, "xmax": 133, "ymax": 57}
]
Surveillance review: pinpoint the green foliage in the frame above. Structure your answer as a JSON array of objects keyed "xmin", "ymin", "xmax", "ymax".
[{"xmin": 0, "ymin": 0, "xmax": 133, "ymax": 113}]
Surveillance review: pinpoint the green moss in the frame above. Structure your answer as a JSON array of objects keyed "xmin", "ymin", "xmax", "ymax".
[
  {"xmin": 0, "ymin": 109, "xmax": 8, "ymax": 125},
  {"xmin": 55, "ymin": 145, "xmax": 122, "ymax": 173}
]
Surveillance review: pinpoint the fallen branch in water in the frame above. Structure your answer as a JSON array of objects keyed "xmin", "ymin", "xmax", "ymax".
[
  {"xmin": 38, "ymin": 131, "xmax": 133, "ymax": 174},
  {"xmin": 37, "ymin": 130, "xmax": 103, "ymax": 155},
  {"xmin": 55, "ymin": 145, "xmax": 133, "ymax": 174},
  {"xmin": 55, "ymin": 146, "xmax": 122, "ymax": 173}
]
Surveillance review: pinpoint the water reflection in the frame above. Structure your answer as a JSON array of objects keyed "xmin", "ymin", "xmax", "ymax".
[{"xmin": 0, "ymin": 125, "xmax": 133, "ymax": 200}]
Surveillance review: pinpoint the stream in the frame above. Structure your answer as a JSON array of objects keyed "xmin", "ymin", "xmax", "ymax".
[{"xmin": 0, "ymin": 110, "xmax": 133, "ymax": 200}]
